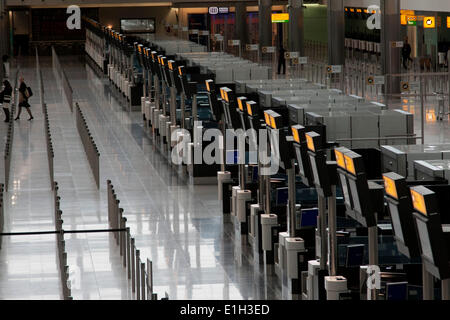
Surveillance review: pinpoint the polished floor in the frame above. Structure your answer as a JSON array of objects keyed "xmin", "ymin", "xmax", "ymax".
[{"xmin": 0, "ymin": 54, "xmax": 449, "ymax": 300}]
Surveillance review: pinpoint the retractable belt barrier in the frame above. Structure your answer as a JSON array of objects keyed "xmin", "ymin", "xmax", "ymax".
[
  {"xmin": 37, "ymin": 49, "xmax": 55, "ymax": 189},
  {"xmin": 107, "ymin": 180, "xmax": 161, "ymax": 300},
  {"xmin": 0, "ymin": 184, "xmax": 4, "ymax": 249},
  {"xmin": 75, "ymin": 103, "xmax": 100, "ymax": 189},
  {"xmin": 4, "ymin": 68, "xmax": 19, "ymax": 192},
  {"xmin": 53, "ymin": 181, "xmax": 73, "ymax": 300},
  {"xmin": 52, "ymin": 46, "xmax": 74, "ymax": 112}
]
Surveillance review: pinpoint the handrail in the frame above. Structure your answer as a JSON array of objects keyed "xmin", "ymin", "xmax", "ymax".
[
  {"xmin": 107, "ymin": 180, "xmax": 161, "ymax": 300},
  {"xmin": 75, "ymin": 103, "xmax": 100, "ymax": 188}
]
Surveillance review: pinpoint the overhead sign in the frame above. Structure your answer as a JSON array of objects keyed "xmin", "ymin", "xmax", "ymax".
[
  {"xmin": 271, "ymin": 13, "xmax": 289, "ymax": 23},
  {"xmin": 209, "ymin": 7, "xmax": 219, "ymax": 15},
  {"xmin": 407, "ymin": 16, "xmax": 417, "ymax": 26},
  {"xmin": 219, "ymin": 7, "xmax": 229, "ymax": 14},
  {"xmin": 199, "ymin": 30, "xmax": 210, "ymax": 36},
  {"xmin": 424, "ymin": 16, "xmax": 435, "ymax": 28},
  {"xmin": 447, "ymin": 17, "xmax": 450, "ymax": 28}
]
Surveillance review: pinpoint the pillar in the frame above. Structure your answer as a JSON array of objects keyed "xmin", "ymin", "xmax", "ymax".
[
  {"xmin": 381, "ymin": 0, "xmax": 401, "ymax": 95},
  {"xmin": 235, "ymin": 2, "xmax": 249, "ymax": 45},
  {"xmin": 327, "ymin": 0, "xmax": 345, "ymax": 66},
  {"xmin": 288, "ymin": 0, "xmax": 304, "ymax": 55},
  {"xmin": 258, "ymin": 0, "xmax": 272, "ymax": 47}
]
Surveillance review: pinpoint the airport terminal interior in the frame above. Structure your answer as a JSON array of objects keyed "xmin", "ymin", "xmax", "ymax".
[{"xmin": 1, "ymin": 0, "xmax": 450, "ymax": 302}]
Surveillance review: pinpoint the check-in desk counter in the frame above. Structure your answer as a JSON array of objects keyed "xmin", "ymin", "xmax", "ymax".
[
  {"xmin": 414, "ymin": 160, "xmax": 450, "ymax": 182},
  {"xmin": 381, "ymin": 144, "xmax": 450, "ymax": 180},
  {"xmin": 271, "ymin": 93, "xmax": 362, "ymax": 109}
]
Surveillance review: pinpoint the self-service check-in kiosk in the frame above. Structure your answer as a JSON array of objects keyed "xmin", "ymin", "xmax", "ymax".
[
  {"xmin": 304, "ymin": 133, "xmax": 347, "ymax": 300},
  {"xmin": 382, "ymin": 172, "xmax": 435, "ymax": 300},
  {"xmin": 264, "ymin": 110, "xmax": 306, "ymax": 298},
  {"xmin": 246, "ymin": 101, "xmax": 270, "ymax": 264},
  {"xmin": 410, "ymin": 186, "xmax": 450, "ymax": 300},
  {"xmin": 334, "ymin": 148, "xmax": 383, "ymax": 300}
]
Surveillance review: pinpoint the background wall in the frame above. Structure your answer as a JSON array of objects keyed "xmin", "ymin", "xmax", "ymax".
[
  {"xmin": 98, "ymin": 6, "xmax": 177, "ymax": 35},
  {"xmin": 304, "ymin": 4, "xmax": 328, "ymax": 43}
]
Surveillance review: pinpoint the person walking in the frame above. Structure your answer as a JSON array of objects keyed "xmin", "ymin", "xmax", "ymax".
[
  {"xmin": 402, "ymin": 38, "xmax": 413, "ymax": 70},
  {"xmin": 277, "ymin": 45, "xmax": 286, "ymax": 75},
  {"xmin": 0, "ymin": 80, "xmax": 13, "ymax": 122},
  {"xmin": 15, "ymin": 76, "xmax": 33, "ymax": 121},
  {"xmin": 2, "ymin": 55, "xmax": 10, "ymax": 79}
]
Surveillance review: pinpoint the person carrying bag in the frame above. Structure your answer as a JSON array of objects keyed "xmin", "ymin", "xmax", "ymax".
[{"xmin": 15, "ymin": 76, "xmax": 34, "ymax": 121}]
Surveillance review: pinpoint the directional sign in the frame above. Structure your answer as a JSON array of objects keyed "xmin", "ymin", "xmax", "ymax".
[
  {"xmin": 298, "ymin": 57, "xmax": 308, "ymax": 64},
  {"xmin": 327, "ymin": 65, "xmax": 342, "ymax": 74},
  {"xmin": 391, "ymin": 41, "xmax": 404, "ymax": 48},
  {"xmin": 209, "ymin": 7, "xmax": 219, "ymax": 15},
  {"xmin": 374, "ymin": 76, "xmax": 385, "ymax": 85},
  {"xmin": 228, "ymin": 39, "xmax": 241, "ymax": 46},
  {"xmin": 246, "ymin": 44, "xmax": 259, "ymax": 51},
  {"xmin": 199, "ymin": 30, "xmax": 210, "ymax": 36},
  {"xmin": 285, "ymin": 51, "xmax": 299, "ymax": 59},
  {"xmin": 262, "ymin": 46, "xmax": 276, "ymax": 54},
  {"xmin": 401, "ymin": 81, "xmax": 410, "ymax": 92},
  {"xmin": 424, "ymin": 16, "xmax": 435, "ymax": 28},
  {"xmin": 410, "ymin": 81, "xmax": 420, "ymax": 91}
]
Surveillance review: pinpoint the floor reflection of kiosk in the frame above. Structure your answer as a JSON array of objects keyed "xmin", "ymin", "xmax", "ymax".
[
  {"xmin": 383, "ymin": 172, "xmax": 434, "ymax": 300},
  {"xmin": 410, "ymin": 186, "xmax": 450, "ymax": 300},
  {"xmin": 264, "ymin": 110, "xmax": 306, "ymax": 299},
  {"xmin": 334, "ymin": 148, "xmax": 384, "ymax": 300},
  {"xmin": 305, "ymin": 132, "xmax": 348, "ymax": 300}
]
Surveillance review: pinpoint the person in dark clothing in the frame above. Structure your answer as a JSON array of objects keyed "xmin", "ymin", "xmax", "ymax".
[
  {"xmin": 402, "ymin": 38, "xmax": 413, "ymax": 70},
  {"xmin": 15, "ymin": 76, "xmax": 33, "ymax": 121},
  {"xmin": 0, "ymin": 80, "xmax": 13, "ymax": 122},
  {"xmin": 278, "ymin": 45, "xmax": 286, "ymax": 75}
]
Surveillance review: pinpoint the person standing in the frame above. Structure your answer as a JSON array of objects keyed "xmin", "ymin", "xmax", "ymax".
[
  {"xmin": 15, "ymin": 76, "xmax": 34, "ymax": 121},
  {"xmin": 402, "ymin": 38, "xmax": 413, "ymax": 70},
  {"xmin": 0, "ymin": 80, "xmax": 13, "ymax": 122},
  {"xmin": 278, "ymin": 45, "xmax": 286, "ymax": 75}
]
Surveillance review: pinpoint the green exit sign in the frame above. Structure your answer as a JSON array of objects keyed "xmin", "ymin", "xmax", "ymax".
[{"xmin": 408, "ymin": 20, "xmax": 417, "ymax": 26}]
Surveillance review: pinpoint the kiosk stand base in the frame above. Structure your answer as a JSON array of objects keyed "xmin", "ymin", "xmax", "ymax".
[
  {"xmin": 325, "ymin": 276, "xmax": 348, "ymax": 300},
  {"xmin": 261, "ymin": 214, "xmax": 278, "ymax": 265}
]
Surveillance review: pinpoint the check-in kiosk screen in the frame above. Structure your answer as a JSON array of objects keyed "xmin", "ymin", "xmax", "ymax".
[
  {"xmin": 121, "ymin": 19, "xmax": 155, "ymax": 34},
  {"xmin": 416, "ymin": 218, "xmax": 434, "ymax": 264},
  {"xmin": 388, "ymin": 203, "xmax": 404, "ymax": 243}
]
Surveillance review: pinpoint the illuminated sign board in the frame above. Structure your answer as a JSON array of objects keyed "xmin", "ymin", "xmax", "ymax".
[
  {"xmin": 424, "ymin": 17, "xmax": 435, "ymax": 28},
  {"xmin": 271, "ymin": 13, "xmax": 289, "ymax": 23},
  {"xmin": 447, "ymin": 17, "xmax": 450, "ymax": 28}
]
